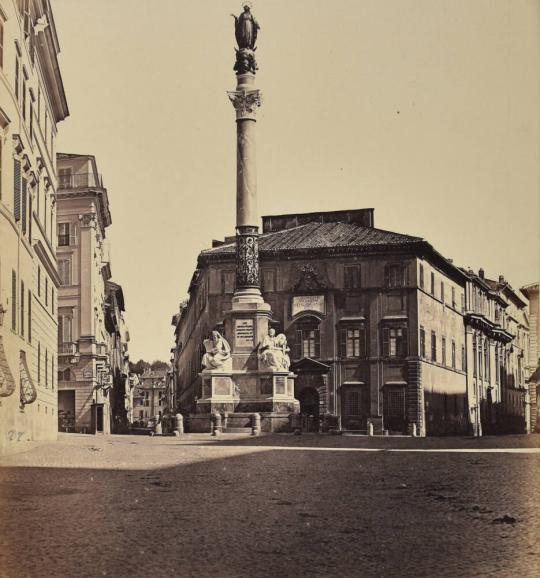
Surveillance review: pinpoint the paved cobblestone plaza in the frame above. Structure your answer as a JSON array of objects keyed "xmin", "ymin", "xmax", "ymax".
[{"xmin": 0, "ymin": 434, "xmax": 539, "ymax": 578}]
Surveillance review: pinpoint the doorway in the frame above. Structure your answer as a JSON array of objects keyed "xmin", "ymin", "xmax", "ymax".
[{"xmin": 298, "ymin": 387, "xmax": 320, "ymax": 432}]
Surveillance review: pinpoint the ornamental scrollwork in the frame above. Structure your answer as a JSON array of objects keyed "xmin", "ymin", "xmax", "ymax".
[{"xmin": 236, "ymin": 227, "xmax": 260, "ymax": 288}]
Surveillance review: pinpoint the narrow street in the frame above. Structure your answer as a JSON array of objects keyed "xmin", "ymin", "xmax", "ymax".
[{"xmin": 0, "ymin": 434, "xmax": 539, "ymax": 578}]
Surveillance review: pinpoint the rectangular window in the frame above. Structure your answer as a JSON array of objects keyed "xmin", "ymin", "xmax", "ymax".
[
  {"xmin": 451, "ymin": 340, "xmax": 456, "ymax": 369},
  {"xmin": 302, "ymin": 329, "xmax": 319, "ymax": 358},
  {"xmin": 430, "ymin": 272, "xmax": 435, "ymax": 296},
  {"xmin": 451, "ymin": 287, "xmax": 456, "ymax": 309},
  {"xmin": 11, "ymin": 270, "xmax": 16, "ymax": 331},
  {"xmin": 58, "ymin": 167, "xmax": 72, "ymax": 188},
  {"xmin": 15, "ymin": 58, "xmax": 19, "ymax": 100},
  {"xmin": 20, "ymin": 280, "xmax": 24, "ymax": 337},
  {"xmin": 478, "ymin": 341, "xmax": 483, "ymax": 379},
  {"xmin": 45, "ymin": 349, "xmax": 48, "ymax": 387},
  {"xmin": 58, "ymin": 222, "xmax": 70, "ymax": 246},
  {"xmin": 37, "ymin": 342, "xmax": 41, "ymax": 383},
  {"xmin": 440, "ymin": 282, "xmax": 445, "ymax": 303},
  {"xmin": 386, "ymin": 264, "xmax": 405, "ymax": 288},
  {"xmin": 419, "ymin": 264, "xmax": 424, "ymax": 289},
  {"xmin": 344, "ymin": 265, "xmax": 361, "ymax": 289},
  {"xmin": 431, "ymin": 331, "xmax": 437, "ymax": 362},
  {"xmin": 29, "ymin": 101, "xmax": 34, "ymax": 141},
  {"xmin": 441, "ymin": 337, "xmax": 446, "ymax": 366},
  {"xmin": 14, "ymin": 159, "xmax": 21, "ymax": 221},
  {"xmin": 473, "ymin": 338, "xmax": 477, "ymax": 377},
  {"xmin": 383, "ymin": 326, "xmax": 408, "ymax": 358},
  {"xmin": 58, "ymin": 259, "xmax": 71, "ymax": 286},
  {"xmin": 21, "ymin": 178, "xmax": 27, "ymax": 234},
  {"xmin": 495, "ymin": 348, "xmax": 499, "ymax": 384},
  {"xmin": 0, "ymin": 20, "xmax": 4, "ymax": 69},
  {"xmin": 462, "ymin": 345, "xmax": 466, "ymax": 371},
  {"xmin": 38, "ymin": 266, "xmax": 41, "ymax": 297},
  {"xmin": 461, "ymin": 293, "xmax": 465, "ymax": 312},
  {"xmin": 341, "ymin": 326, "xmax": 366, "ymax": 358},
  {"xmin": 22, "ymin": 79, "xmax": 26, "ymax": 121},
  {"xmin": 28, "ymin": 289, "xmax": 31, "ymax": 342},
  {"xmin": 296, "ymin": 327, "xmax": 321, "ymax": 359},
  {"xmin": 221, "ymin": 270, "xmax": 235, "ymax": 294},
  {"xmin": 420, "ymin": 326, "xmax": 426, "ymax": 358},
  {"xmin": 262, "ymin": 269, "xmax": 276, "ymax": 292},
  {"xmin": 45, "ymin": 278, "xmax": 48, "ymax": 306}
]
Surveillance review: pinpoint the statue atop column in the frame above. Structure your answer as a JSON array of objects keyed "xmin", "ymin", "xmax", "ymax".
[{"xmin": 231, "ymin": 4, "xmax": 260, "ymax": 75}]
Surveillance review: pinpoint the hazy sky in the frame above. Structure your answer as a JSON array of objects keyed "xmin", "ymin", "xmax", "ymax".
[{"xmin": 53, "ymin": 0, "xmax": 540, "ymax": 362}]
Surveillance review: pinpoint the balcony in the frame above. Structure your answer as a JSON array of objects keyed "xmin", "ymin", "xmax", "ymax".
[
  {"xmin": 58, "ymin": 173, "xmax": 104, "ymax": 190},
  {"xmin": 59, "ymin": 342, "xmax": 77, "ymax": 356}
]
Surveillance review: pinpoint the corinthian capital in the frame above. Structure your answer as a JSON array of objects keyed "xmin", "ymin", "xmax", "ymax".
[{"xmin": 227, "ymin": 89, "xmax": 262, "ymax": 120}]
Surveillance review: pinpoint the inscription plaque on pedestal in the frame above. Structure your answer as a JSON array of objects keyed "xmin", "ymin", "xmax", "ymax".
[{"xmin": 235, "ymin": 318, "xmax": 254, "ymax": 348}]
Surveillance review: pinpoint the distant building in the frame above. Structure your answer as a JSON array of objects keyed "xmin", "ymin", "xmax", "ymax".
[
  {"xmin": 171, "ymin": 209, "xmax": 530, "ymax": 436},
  {"xmin": 0, "ymin": 0, "xmax": 69, "ymax": 453},
  {"xmin": 521, "ymin": 282, "xmax": 539, "ymax": 431},
  {"xmin": 132, "ymin": 369, "xmax": 167, "ymax": 426},
  {"xmin": 56, "ymin": 153, "xmax": 129, "ymax": 434}
]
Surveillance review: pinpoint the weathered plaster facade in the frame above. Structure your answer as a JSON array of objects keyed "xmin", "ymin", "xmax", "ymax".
[{"xmin": 0, "ymin": 0, "xmax": 68, "ymax": 453}]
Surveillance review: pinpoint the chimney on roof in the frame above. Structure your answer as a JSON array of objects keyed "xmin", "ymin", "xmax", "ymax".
[
  {"xmin": 478, "ymin": 268, "xmax": 485, "ymax": 279},
  {"xmin": 499, "ymin": 275, "xmax": 505, "ymax": 283}
]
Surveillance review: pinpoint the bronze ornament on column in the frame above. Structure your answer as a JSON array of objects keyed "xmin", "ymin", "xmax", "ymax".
[{"xmin": 235, "ymin": 225, "xmax": 260, "ymax": 289}]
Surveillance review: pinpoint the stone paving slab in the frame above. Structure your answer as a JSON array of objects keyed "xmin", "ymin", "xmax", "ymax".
[{"xmin": 0, "ymin": 434, "xmax": 539, "ymax": 578}]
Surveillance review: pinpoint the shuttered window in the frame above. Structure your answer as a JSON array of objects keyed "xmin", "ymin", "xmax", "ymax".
[
  {"xmin": 431, "ymin": 331, "xmax": 437, "ymax": 362},
  {"xmin": 295, "ymin": 327, "xmax": 320, "ymax": 359},
  {"xmin": 340, "ymin": 326, "xmax": 366, "ymax": 358},
  {"xmin": 28, "ymin": 289, "xmax": 31, "ymax": 342},
  {"xmin": 37, "ymin": 342, "xmax": 41, "ymax": 383},
  {"xmin": 0, "ymin": 20, "xmax": 4, "ymax": 69},
  {"xmin": 21, "ymin": 178, "xmax": 27, "ymax": 234},
  {"xmin": 14, "ymin": 159, "xmax": 21, "ymax": 221},
  {"xmin": 420, "ymin": 326, "xmax": 426, "ymax": 357},
  {"xmin": 58, "ymin": 259, "xmax": 71, "ymax": 286},
  {"xmin": 344, "ymin": 265, "xmax": 361, "ymax": 289},
  {"xmin": 20, "ymin": 280, "xmax": 24, "ymax": 337},
  {"xmin": 11, "ymin": 270, "xmax": 16, "ymax": 331},
  {"xmin": 383, "ymin": 326, "xmax": 408, "ymax": 358}
]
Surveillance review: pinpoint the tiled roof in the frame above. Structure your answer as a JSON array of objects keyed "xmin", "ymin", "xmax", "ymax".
[{"xmin": 201, "ymin": 222, "xmax": 423, "ymax": 258}]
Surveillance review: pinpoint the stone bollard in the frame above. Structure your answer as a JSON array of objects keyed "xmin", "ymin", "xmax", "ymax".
[
  {"xmin": 367, "ymin": 421, "xmax": 374, "ymax": 436},
  {"xmin": 412, "ymin": 423, "xmax": 417, "ymax": 437},
  {"xmin": 211, "ymin": 412, "xmax": 222, "ymax": 436},
  {"xmin": 251, "ymin": 413, "xmax": 261, "ymax": 436},
  {"xmin": 337, "ymin": 415, "xmax": 342, "ymax": 432},
  {"xmin": 222, "ymin": 412, "xmax": 229, "ymax": 432},
  {"xmin": 174, "ymin": 413, "xmax": 184, "ymax": 437}
]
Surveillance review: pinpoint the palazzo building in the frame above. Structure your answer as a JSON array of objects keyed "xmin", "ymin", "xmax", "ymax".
[
  {"xmin": 0, "ymin": 0, "xmax": 69, "ymax": 453},
  {"xmin": 521, "ymin": 282, "xmax": 539, "ymax": 431},
  {"xmin": 132, "ymin": 368, "xmax": 167, "ymax": 426},
  {"xmin": 171, "ymin": 208, "xmax": 530, "ymax": 436},
  {"xmin": 56, "ymin": 153, "xmax": 130, "ymax": 434}
]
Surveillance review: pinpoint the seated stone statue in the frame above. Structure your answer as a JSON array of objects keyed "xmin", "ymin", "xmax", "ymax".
[
  {"xmin": 202, "ymin": 330, "xmax": 232, "ymax": 371},
  {"xmin": 259, "ymin": 328, "xmax": 291, "ymax": 371}
]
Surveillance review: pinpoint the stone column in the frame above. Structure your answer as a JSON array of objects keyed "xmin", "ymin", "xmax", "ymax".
[{"xmin": 228, "ymin": 74, "xmax": 263, "ymax": 304}]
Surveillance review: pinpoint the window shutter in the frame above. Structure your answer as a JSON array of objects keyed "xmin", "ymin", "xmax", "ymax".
[
  {"xmin": 28, "ymin": 193, "xmax": 32, "ymax": 242},
  {"xmin": 401, "ymin": 327, "xmax": 408, "ymax": 356},
  {"xmin": 11, "ymin": 270, "xmax": 16, "ymax": 331},
  {"xmin": 340, "ymin": 328, "xmax": 347, "ymax": 358},
  {"xmin": 58, "ymin": 315, "xmax": 63, "ymax": 342},
  {"xmin": 382, "ymin": 327, "xmax": 389, "ymax": 356},
  {"xmin": 14, "ymin": 159, "xmax": 21, "ymax": 221},
  {"xmin": 384, "ymin": 266, "xmax": 389, "ymax": 288},
  {"xmin": 21, "ymin": 178, "xmax": 27, "ymax": 234},
  {"xmin": 360, "ymin": 326, "xmax": 367, "ymax": 357},
  {"xmin": 20, "ymin": 280, "xmax": 24, "ymax": 337},
  {"xmin": 28, "ymin": 290, "xmax": 31, "ymax": 342},
  {"xmin": 314, "ymin": 329, "xmax": 321, "ymax": 359},
  {"xmin": 295, "ymin": 330, "xmax": 302, "ymax": 359}
]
